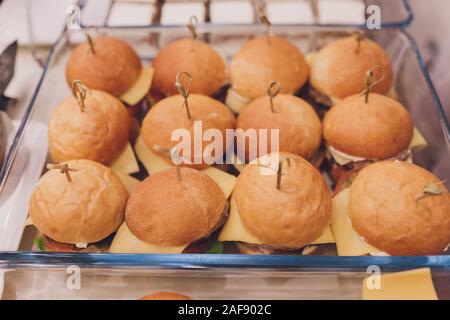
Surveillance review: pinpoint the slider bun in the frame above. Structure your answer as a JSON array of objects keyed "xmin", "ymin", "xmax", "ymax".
[
  {"xmin": 234, "ymin": 152, "xmax": 331, "ymax": 249},
  {"xmin": 141, "ymin": 94, "xmax": 235, "ymax": 170},
  {"xmin": 153, "ymin": 38, "xmax": 226, "ymax": 96},
  {"xmin": 125, "ymin": 167, "xmax": 226, "ymax": 246},
  {"xmin": 29, "ymin": 160, "xmax": 128, "ymax": 244},
  {"xmin": 236, "ymin": 94, "xmax": 321, "ymax": 162},
  {"xmin": 140, "ymin": 292, "xmax": 192, "ymax": 300},
  {"xmin": 349, "ymin": 161, "xmax": 450, "ymax": 255},
  {"xmin": 48, "ymin": 89, "xmax": 130, "ymax": 165},
  {"xmin": 309, "ymin": 36, "xmax": 393, "ymax": 99},
  {"xmin": 66, "ymin": 37, "xmax": 141, "ymax": 97},
  {"xmin": 230, "ymin": 36, "xmax": 309, "ymax": 100},
  {"xmin": 323, "ymin": 93, "xmax": 413, "ymax": 159}
]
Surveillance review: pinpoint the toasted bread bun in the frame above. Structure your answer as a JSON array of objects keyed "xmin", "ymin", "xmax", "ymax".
[
  {"xmin": 140, "ymin": 292, "xmax": 192, "ymax": 300},
  {"xmin": 349, "ymin": 161, "xmax": 450, "ymax": 255},
  {"xmin": 66, "ymin": 37, "xmax": 142, "ymax": 97},
  {"xmin": 323, "ymin": 93, "xmax": 413, "ymax": 159},
  {"xmin": 153, "ymin": 38, "xmax": 226, "ymax": 97},
  {"xmin": 230, "ymin": 36, "xmax": 309, "ymax": 100},
  {"xmin": 309, "ymin": 36, "xmax": 393, "ymax": 99},
  {"xmin": 29, "ymin": 160, "xmax": 128, "ymax": 244},
  {"xmin": 236, "ymin": 94, "xmax": 321, "ymax": 162},
  {"xmin": 48, "ymin": 89, "xmax": 130, "ymax": 165},
  {"xmin": 234, "ymin": 152, "xmax": 331, "ymax": 249},
  {"xmin": 141, "ymin": 94, "xmax": 235, "ymax": 170},
  {"xmin": 125, "ymin": 167, "xmax": 226, "ymax": 246}
]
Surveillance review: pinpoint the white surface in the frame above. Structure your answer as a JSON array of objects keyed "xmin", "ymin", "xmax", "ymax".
[
  {"xmin": 267, "ymin": 1, "xmax": 313, "ymax": 24},
  {"xmin": 161, "ymin": 3, "xmax": 205, "ymax": 24},
  {"xmin": 210, "ymin": 1, "xmax": 254, "ymax": 24},
  {"xmin": 318, "ymin": 0, "xmax": 365, "ymax": 24},
  {"xmin": 108, "ymin": 2, "xmax": 155, "ymax": 26},
  {"xmin": 0, "ymin": 121, "xmax": 48, "ymax": 252},
  {"xmin": 0, "ymin": 0, "xmax": 73, "ymax": 46},
  {"xmin": 80, "ymin": 0, "xmax": 111, "ymax": 26},
  {"xmin": 2, "ymin": 49, "xmax": 43, "ymax": 121}
]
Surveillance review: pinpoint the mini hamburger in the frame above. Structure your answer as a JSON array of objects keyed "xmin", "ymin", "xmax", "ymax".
[
  {"xmin": 227, "ymin": 36, "xmax": 309, "ymax": 113},
  {"xmin": 66, "ymin": 36, "xmax": 153, "ymax": 106},
  {"xmin": 331, "ymin": 161, "xmax": 450, "ymax": 256},
  {"xmin": 235, "ymin": 83, "xmax": 322, "ymax": 164},
  {"xmin": 29, "ymin": 160, "xmax": 128, "ymax": 252},
  {"xmin": 219, "ymin": 152, "xmax": 334, "ymax": 254},
  {"xmin": 140, "ymin": 292, "xmax": 192, "ymax": 300},
  {"xmin": 308, "ymin": 35, "xmax": 394, "ymax": 106},
  {"xmin": 110, "ymin": 167, "xmax": 228, "ymax": 254},
  {"xmin": 322, "ymin": 91, "xmax": 423, "ymax": 184},
  {"xmin": 140, "ymin": 89, "xmax": 235, "ymax": 171},
  {"xmin": 48, "ymin": 83, "xmax": 139, "ymax": 174},
  {"xmin": 152, "ymin": 39, "xmax": 226, "ymax": 98}
]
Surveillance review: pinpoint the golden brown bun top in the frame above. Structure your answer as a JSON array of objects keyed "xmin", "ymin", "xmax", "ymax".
[
  {"xmin": 236, "ymin": 94, "xmax": 321, "ymax": 162},
  {"xmin": 48, "ymin": 89, "xmax": 130, "ymax": 165},
  {"xmin": 142, "ymin": 94, "xmax": 235, "ymax": 170},
  {"xmin": 230, "ymin": 36, "xmax": 309, "ymax": 100},
  {"xmin": 152, "ymin": 38, "xmax": 226, "ymax": 97},
  {"xmin": 140, "ymin": 292, "xmax": 192, "ymax": 300},
  {"xmin": 66, "ymin": 37, "xmax": 142, "ymax": 97},
  {"xmin": 309, "ymin": 36, "xmax": 393, "ymax": 99},
  {"xmin": 125, "ymin": 167, "xmax": 226, "ymax": 246},
  {"xmin": 234, "ymin": 152, "xmax": 332, "ymax": 249},
  {"xmin": 29, "ymin": 160, "xmax": 128, "ymax": 244},
  {"xmin": 323, "ymin": 93, "xmax": 413, "ymax": 159},
  {"xmin": 349, "ymin": 161, "xmax": 450, "ymax": 255}
]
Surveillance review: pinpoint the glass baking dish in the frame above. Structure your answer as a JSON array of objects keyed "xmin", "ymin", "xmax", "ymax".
[
  {"xmin": 1, "ymin": 263, "xmax": 449, "ymax": 299},
  {"xmin": 0, "ymin": 23, "xmax": 449, "ymax": 296},
  {"xmin": 80, "ymin": 0, "xmax": 414, "ymax": 29}
]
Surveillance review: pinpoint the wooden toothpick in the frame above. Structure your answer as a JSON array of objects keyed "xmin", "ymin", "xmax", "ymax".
[
  {"xmin": 175, "ymin": 72, "xmax": 193, "ymax": 119},
  {"xmin": 47, "ymin": 163, "xmax": 78, "ymax": 182}
]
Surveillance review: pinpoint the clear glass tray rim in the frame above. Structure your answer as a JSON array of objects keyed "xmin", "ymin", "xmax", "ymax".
[
  {"xmin": 79, "ymin": 0, "xmax": 414, "ymax": 29},
  {"xmin": 0, "ymin": 25, "xmax": 448, "ymax": 271},
  {"xmin": 1, "ymin": 252, "xmax": 449, "ymax": 271}
]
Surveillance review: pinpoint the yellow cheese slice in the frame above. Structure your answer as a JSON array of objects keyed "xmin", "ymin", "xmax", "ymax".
[
  {"xmin": 219, "ymin": 195, "xmax": 335, "ymax": 246},
  {"xmin": 120, "ymin": 66, "xmax": 153, "ymax": 105},
  {"xmin": 113, "ymin": 170, "xmax": 140, "ymax": 195},
  {"xmin": 109, "ymin": 222, "xmax": 188, "ymax": 254},
  {"xmin": 203, "ymin": 167, "xmax": 236, "ymax": 199},
  {"xmin": 110, "ymin": 142, "xmax": 140, "ymax": 175},
  {"xmin": 134, "ymin": 135, "xmax": 236, "ymax": 198},
  {"xmin": 25, "ymin": 216, "xmax": 34, "ymax": 226},
  {"xmin": 219, "ymin": 195, "xmax": 263, "ymax": 244},
  {"xmin": 134, "ymin": 135, "xmax": 171, "ymax": 175},
  {"xmin": 409, "ymin": 127, "xmax": 428, "ymax": 151},
  {"xmin": 331, "ymin": 188, "xmax": 387, "ymax": 256},
  {"xmin": 305, "ymin": 52, "xmax": 316, "ymax": 66},
  {"xmin": 362, "ymin": 268, "xmax": 438, "ymax": 300},
  {"xmin": 225, "ymin": 88, "xmax": 250, "ymax": 114},
  {"xmin": 311, "ymin": 224, "xmax": 335, "ymax": 244}
]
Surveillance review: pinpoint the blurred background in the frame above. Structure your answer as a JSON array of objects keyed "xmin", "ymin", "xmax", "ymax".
[{"xmin": 0, "ymin": 0, "xmax": 448, "ymax": 117}]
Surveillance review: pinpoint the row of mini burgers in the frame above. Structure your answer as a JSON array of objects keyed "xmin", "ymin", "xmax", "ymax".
[{"xmin": 26, "ymin": 26, "xmax": 449, "ymax": 256}]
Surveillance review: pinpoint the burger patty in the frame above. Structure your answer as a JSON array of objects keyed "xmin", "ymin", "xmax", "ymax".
[
  {"xmin": 332, "ymin": 160, "xmax": 373, "ymax": 195},
  {"xmin": 42, "ymin": 235, "xmax": 113, "ymax": 253},
  {"xmin": 183, "ymin": 202, "xmax": 230, "ymax": 254},
  {"xmin": 307, "ymin": 85, "xmax": 333, "ymax": 109},
  {"xmin": 236, "ymin": 242, "xmax": 302, "ymax": 255}
]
